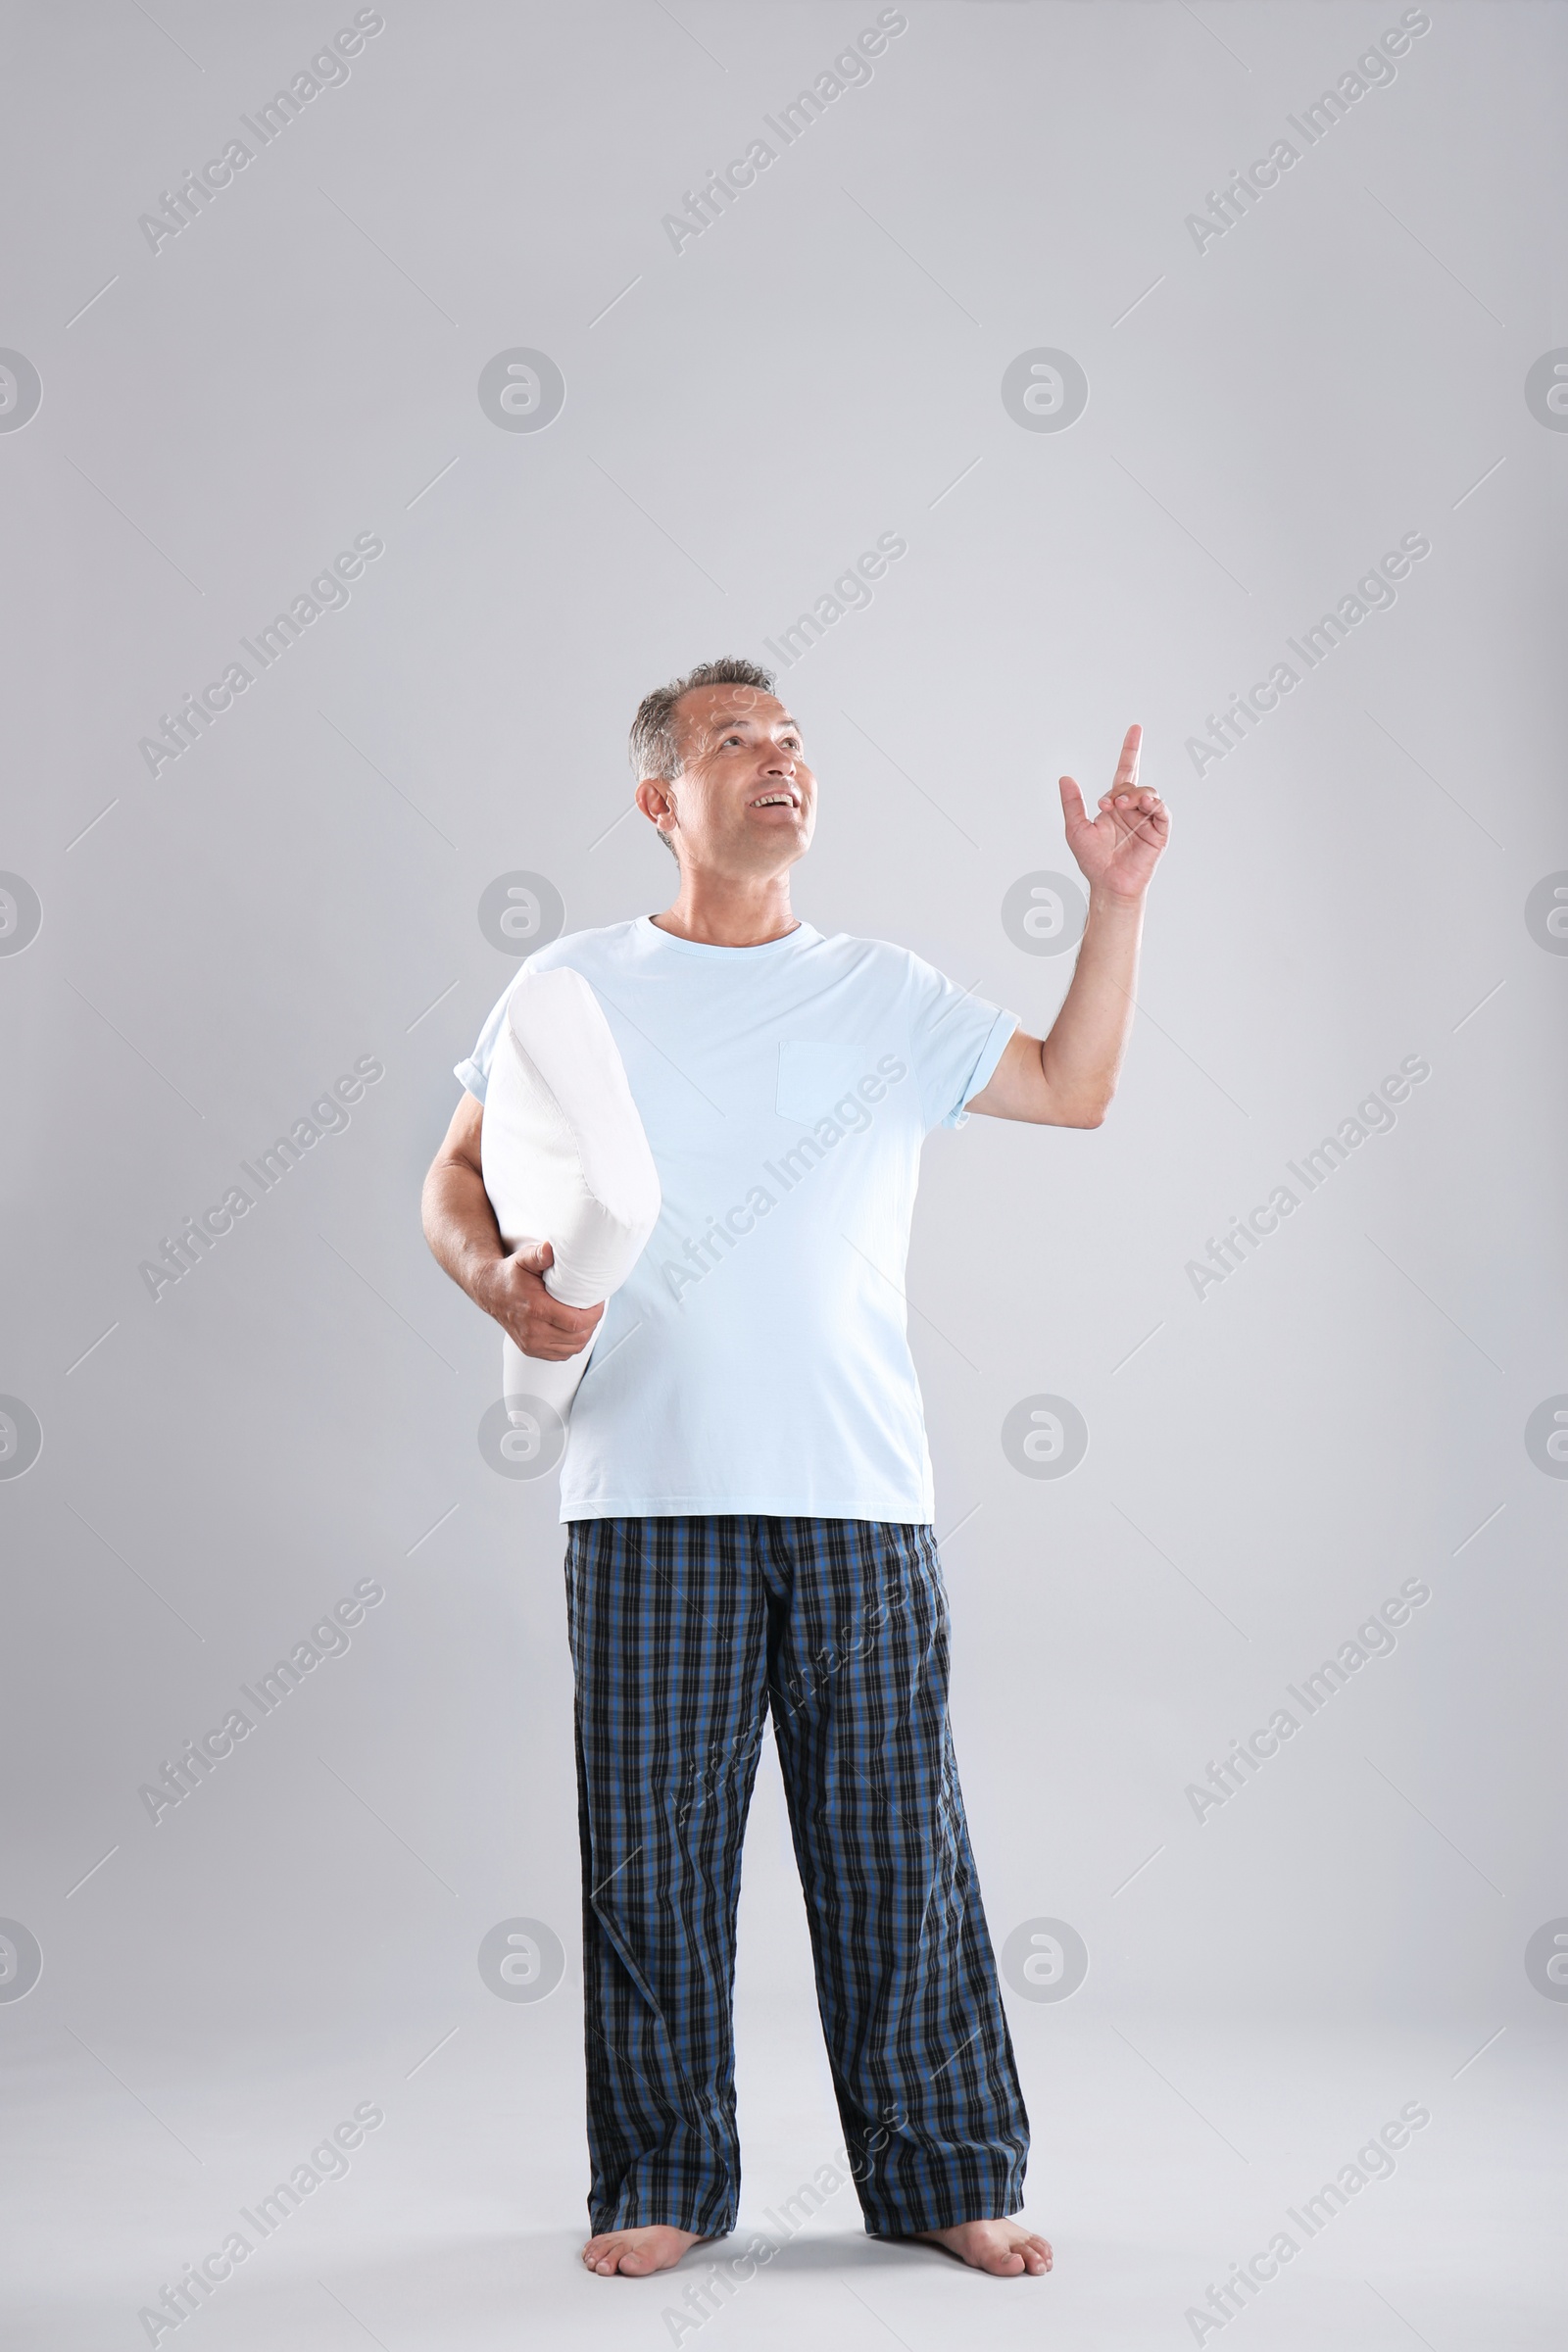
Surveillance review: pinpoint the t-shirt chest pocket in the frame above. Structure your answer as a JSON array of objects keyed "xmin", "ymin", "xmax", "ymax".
[{"xmin": 776, "ymin": 1038, "xmax": 899, "ymax": 1128}]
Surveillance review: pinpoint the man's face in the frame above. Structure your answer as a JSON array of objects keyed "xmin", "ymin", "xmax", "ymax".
[{"xmin": 637, "ymin": 686, "xmax": 817, "ymax": 876}]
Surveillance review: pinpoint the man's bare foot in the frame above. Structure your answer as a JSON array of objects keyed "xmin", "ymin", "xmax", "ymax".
[
  {"xmin": 916, "ymin": 2219, "xmax": 1053, "ymax": 2276},
  {"xmin": 581, "ymin": 2224, "xmax": 703, "ymax": 2278}
]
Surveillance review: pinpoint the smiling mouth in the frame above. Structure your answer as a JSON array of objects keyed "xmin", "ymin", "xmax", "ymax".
[{"xmin": 750, "ymin": 790, "xmax": 800, "ymax": 809}]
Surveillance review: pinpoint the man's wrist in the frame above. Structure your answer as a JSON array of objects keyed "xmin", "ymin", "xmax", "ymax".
[
  {"xmin": 1087, "ymin": 882, "xmax": 1147, "ymax": 918},
  {"xmin": 466, "ymin": 1244, "xmax": 508, "ymax": 1312}
]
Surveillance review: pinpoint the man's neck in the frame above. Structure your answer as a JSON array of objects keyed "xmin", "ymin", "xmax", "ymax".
[{"xmin": 651, "ymin": 872, "xmax": 799, "ymax": 949}]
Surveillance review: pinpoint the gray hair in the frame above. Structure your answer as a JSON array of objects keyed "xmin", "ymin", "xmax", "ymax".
[{"xmin": 628, "ymin": 657, "xmax": 776, "ymax": 860}]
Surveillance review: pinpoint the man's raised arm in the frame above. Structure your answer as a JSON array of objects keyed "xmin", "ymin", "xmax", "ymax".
[{"xmin": 967, "ymin": 723, "xmax": 1169, "ymax": 1131}]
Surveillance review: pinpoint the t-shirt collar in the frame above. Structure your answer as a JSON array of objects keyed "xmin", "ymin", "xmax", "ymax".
[{"xmin": 639, "ymin": 914, "xmax": 819, "ymax": 960}]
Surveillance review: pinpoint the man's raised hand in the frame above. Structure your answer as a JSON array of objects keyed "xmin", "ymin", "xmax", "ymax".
[{"xmin": 1059, "ymin": 723, "xmax": 1169, "ymax": 905}]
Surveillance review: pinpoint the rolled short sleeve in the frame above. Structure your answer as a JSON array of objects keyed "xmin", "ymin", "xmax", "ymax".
[
  {"xmin": 454, "ymin": 974, "xmax": 524, "ymax": 1103},
  {"xmin": 904, "ymin": 954, "xmax": 1019, "ymax": 1132}
]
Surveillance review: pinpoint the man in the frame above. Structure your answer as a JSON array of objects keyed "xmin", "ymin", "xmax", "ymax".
[{"xmin": 421, "ymin": 658, "xmax": 1168, "ymax": 2282}]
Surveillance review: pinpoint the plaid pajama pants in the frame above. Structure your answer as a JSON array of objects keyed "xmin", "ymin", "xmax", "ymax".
[{"xmin": 564, "ymin": 1514, "xmax": 1030, "ymax": 2238}]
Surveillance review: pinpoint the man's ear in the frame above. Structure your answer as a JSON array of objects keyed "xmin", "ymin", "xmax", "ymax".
[{"xmin": 634, "ymin": 774, "xmax": 676, "ymax": 837}]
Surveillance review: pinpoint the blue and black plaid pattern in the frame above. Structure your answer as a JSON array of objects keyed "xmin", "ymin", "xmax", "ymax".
[{"xmin": 564, "ymin": 1514, "xmax": 1030, "ymax": 2237}]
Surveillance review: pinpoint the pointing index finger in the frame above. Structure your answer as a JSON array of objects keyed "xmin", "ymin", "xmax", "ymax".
[{"xmin": 1113, "ymin": 722, "xmax": 1143, "ymax": 793}]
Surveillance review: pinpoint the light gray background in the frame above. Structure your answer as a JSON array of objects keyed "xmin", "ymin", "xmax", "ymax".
[{"xmin": 2, "ymin": 2, "xmax": 1564, "ymax": 2345}]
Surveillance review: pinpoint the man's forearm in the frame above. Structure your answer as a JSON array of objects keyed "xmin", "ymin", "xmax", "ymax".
[
  {"xmin": 420, "ymin": 1104, "xmax": 605, "ymax": 1359},
  {"xmin": 1038, "ymin": 889, "xmax": 1145, "ymax": 1124},
  {"xmin": 421, "ymin": 1157, "xmax": 506, "ymax": 1312},
  {"xmin": 968, "ymin": 736, "xmax": 1166, "ymax": 1128}
]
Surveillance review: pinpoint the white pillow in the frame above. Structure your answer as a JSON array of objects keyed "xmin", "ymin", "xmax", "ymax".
[{"xmin": 480, "ymin": 967, "xmax": 661, "ymax": 1421}]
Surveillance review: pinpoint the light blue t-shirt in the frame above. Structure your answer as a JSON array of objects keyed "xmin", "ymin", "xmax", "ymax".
[{"xmin": 456, "ymin": 916, "xmax": 1016, "ymax": 1524}]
